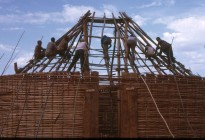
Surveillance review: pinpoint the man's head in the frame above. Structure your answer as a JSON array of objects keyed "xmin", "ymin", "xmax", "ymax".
[
  {"xmin": 37, "ymin": 40, "xmax": 42, "ymax": 44},
  {"xmin": 51, "ymin": 37, "xmax": 55, "ymax": 42},
  {"xmin": 156, "ymin": 37, "xmax": 161, "ymax": 41}
]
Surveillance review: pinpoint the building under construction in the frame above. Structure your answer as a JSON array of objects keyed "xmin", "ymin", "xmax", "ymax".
[{"xmin": 0, "ymin": 11, "xmax": 205, "ymax": 138}]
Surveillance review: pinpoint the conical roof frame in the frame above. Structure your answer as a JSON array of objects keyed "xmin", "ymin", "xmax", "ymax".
[{"xmin": 14, "ymin": 10, "xmax": 194, "ymax": 77}]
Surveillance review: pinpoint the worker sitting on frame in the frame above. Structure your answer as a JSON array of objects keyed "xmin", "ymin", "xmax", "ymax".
[
  {"xmin": 145, "ymin": 44, "xmax": 155, "ymax": 59},
  {"xmin": 57, "ymin": 35, "xmax": 70, "ymax": 57},
  {"xmin": 145, "ymin": 44, "xmax": 160, "ymax": 64},
  {"xmin": 45, "ymin": 37, "xmax": 57, "ymax": 58},
  {"xmin": 34, "ymin": 40, "xmax": 46, "ymax": 60}
]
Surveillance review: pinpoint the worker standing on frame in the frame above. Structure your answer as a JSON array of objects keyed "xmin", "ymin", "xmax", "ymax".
[
  {"xmin": 127, "ymin": 34, "xmax": 137, "ymax": 64},
  {"xmin": 155, "ymin": 37, "xmax": 175, "ymax": 67},
  {"xmin": 67, "ymin": 38, "xmax": 89, "ymax": 73},
  {"xmin": 101, "ymin": 35, "xmax": 112, "ymax": 62}
]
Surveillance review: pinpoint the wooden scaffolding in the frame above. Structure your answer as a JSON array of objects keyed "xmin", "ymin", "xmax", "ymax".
[{"xmin": 14, "ymin": 10, "xmax": 194, "ymax": 80}]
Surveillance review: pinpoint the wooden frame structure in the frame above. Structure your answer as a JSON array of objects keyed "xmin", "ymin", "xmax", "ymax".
[
  {"xmin": 14, "ymin": 10, "xmax": 194, "ymax": 80},
  {"xmin": 2, "ymin": 11, "xmax": 204, "ymax": 138}
]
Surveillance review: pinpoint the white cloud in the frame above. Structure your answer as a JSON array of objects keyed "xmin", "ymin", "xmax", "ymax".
[
  {"xmin": 167, "ymin": 16, "xmax": 205, "ymax": 45},
  {"xmin": 0, "ymin": 43, "xmax": 13, "ymax": 51},
  {"xmin": 156, "ymin": 16, "xmax": 205, "ymax": 52},
  {"xmin": 164, "ymin": 0, "xmax": 175, "ymax": 6},
  {"xmin": 183, "ymin": 51, "xmax": 205, "ymax": 76},
  {"xmin": 1, "ymin": 27, "xmax": 24, "ymax": 31},
  {"xmin": 153, "ymin": 16, "xmax": 175, "ymax": 25},
  {"xmin": 61, "ymin": 4, "xmax": 97, "ymax": 23},
  {"xmin": 157, "ymin": 16, "xmax": 205, "ymax": 76},
  {"xmin": 137, "ymin": 0, "xmax": 175, "ymax": 9},
  {"xmin": 14, "ymin": 52, "xmax": 33, "ymax": 67},
  {"xmin": 153, "ymin": 15, "xmax": 205, "ymax": 47},
  {"xmin": 133, "ymin": 15, "xmax": 148, "ymax": 26},
  {"xmin": 137, "ymin": 1, "xmax": 162, "ymax": 9},
  {"xmin": 0, "ymin": 12, "xmax": 51, "ymax": 24},
  {"xmin": 0, "ymin": 4, "xmax": 119, "ymax": 24},
  {"xmin": 102, "ymin": 4, "xmax": 118, "ymax": 17}
]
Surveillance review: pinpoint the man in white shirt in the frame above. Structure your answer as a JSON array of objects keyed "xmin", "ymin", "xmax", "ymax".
[
  {"xmin": 127, "ymin": 35, "xmax": 137, "ymax": 63},
  {"xmin": 145, "ymin": 44, "xmax": 160, "ymax": 64},
  {"xmin": 67, "ymin": 38, "xmax": 89, "ymax": 72},
  {"xmin": 145, "ymin": 44, "xmax": 155, "ymax": 58}
]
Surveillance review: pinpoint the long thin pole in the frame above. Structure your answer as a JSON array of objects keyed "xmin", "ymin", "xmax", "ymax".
[
  {"xmin": 0, "ymin": 53, "xmax": 4, "ymax": 61},
  {"xmin": 1, "ymin": 31, "xmax": 25, "ymax": 75}
]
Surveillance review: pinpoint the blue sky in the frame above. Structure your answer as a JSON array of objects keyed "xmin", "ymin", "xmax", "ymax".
[{"xmin": 0, "ymin": 0, "xmax": 205, "ymax": 76}]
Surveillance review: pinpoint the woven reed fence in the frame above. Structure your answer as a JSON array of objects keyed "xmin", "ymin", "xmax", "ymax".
[
  {"xmin": 120, "ymin": 73, "xmax": 205, "ymax": 138},
  {"xmin": 0, "ymin": 72, "xmax": 205, "ymax": 138},
  {"xmin": 0, "ymin": 72, "xmax": 99, "ymax": 138}
]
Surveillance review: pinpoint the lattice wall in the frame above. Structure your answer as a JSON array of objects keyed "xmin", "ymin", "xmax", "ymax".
[
  {"xmin": 120, "ymin": 73, "xmax": 205, "ymax": 138},
  {"xmin": 0, "ymin": 72, "xmax": 99, "ymax": 138},
  {"xmin": 0, "ymin": 72, "xmax": 205, "ymax": 138}
]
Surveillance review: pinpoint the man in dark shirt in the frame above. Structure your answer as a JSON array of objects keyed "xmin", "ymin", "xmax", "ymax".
[
  {"xmin": 67, "ymin": 38, "xmax": 89, "ymax": 72},
  {"xmin": 156, "ymin": 37, "xmax": 175, "ymax": 66},
  {"xmin": 34, "ymin": 40, "xmax": 45, "ymax": 60},
  {"xmin": 101, "ymin": 35, "xmax": 112, "ymax": 62},
  {"xmin": 57, "ymin": 36, "xmax": 70, "ymax": 57}
]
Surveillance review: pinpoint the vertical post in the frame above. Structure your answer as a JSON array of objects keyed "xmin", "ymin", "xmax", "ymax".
[
  {"xmin": 120, "ymin": 73, "xmax": 138, "ymax": 138},
  {"xmin": 83, "ymin": 72, "xmax": 99, "ymax": 138},
  {"xmin": 112, "ymin": 13, "xmax": 121, "ymax": 80},
  {"xmin": 127, "ymin": 88, "xmax": 138, "ymax": 137},
  {"xmin": 83, "ymin": 19, "xmax": 90, "ymax": 72},
  {"xmin": 124, "ymin": 19, "xmax": 128, "ymax": 72},
  {"xmin": 14, "ymin": 62, "xmax": 19, "ymax": 74}
]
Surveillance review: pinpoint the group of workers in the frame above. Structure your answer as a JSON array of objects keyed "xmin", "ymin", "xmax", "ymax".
[
  {"xmin": 125, "ymin": 35, "xmax": 175, "ymax": 66},
  {"xmin": 34, "ymin": 36, "xmax": 89, "ymax": 72},
  {"xmin": 34, "ymin": 36, "xmax": 70, "ymax": 60},
  {"xmin": 34, "ymin": 34, "xmax": 175, "ymax": 72},
  {"xmin": 145, "ymin": 37, "xmax": 175, "ymax": 66}
]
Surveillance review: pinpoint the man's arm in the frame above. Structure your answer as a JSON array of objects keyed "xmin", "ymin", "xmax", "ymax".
[
  {"xmin": 145, "ymin": 46, "xmax": 147, "ymax": 52},
  {"xmin": 155, "ymin": 43, "xmax": 162, "ymax": 55},
  {"xmin": 108, "ymin": 44, "xmax": 112, "ymax": 49}
]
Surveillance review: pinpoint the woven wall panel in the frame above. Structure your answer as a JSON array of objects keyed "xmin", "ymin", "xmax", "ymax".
[
  {"xmin": 0, "ymin": 73, "xmax": 205, "ymax": 138},
  {"xmin": 0, "ymin": 72, "xmax": 99, "ymax": 138},
  {"xmin": 120, "ymin": 74, "xmax": 205, "ymax": 138}
]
